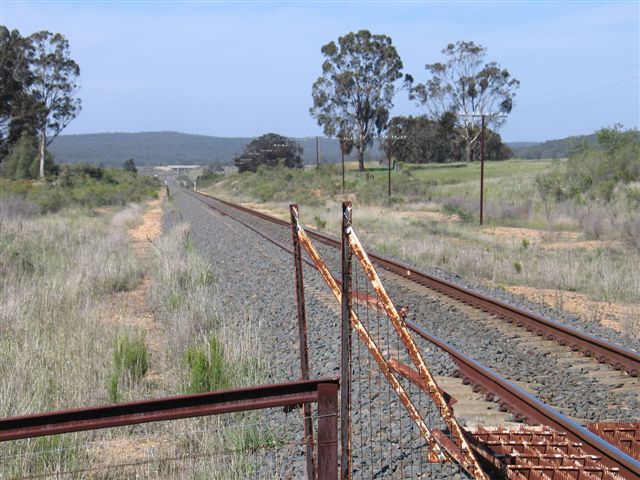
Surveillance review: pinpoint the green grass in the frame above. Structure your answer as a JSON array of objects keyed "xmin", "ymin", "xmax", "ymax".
[
  {"xmin": 108, "ymin": 332, "xmax": 149, "ymax": 402},
  {"xmin": 184, "ymin": 335, "xmax": 229, "ymax": 394}
]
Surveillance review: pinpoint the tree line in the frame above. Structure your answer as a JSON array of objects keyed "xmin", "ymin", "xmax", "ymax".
[
  {"xmin": 235, "ymin": 32, "xmax": 518, "ymax": 172},
  {"xmin": 310, "ymin": 32, "xmax": 519, "ymax": 170},
  {"xmin": 0, "ymin": 26, "xmax": 81, "ymax": 179}
]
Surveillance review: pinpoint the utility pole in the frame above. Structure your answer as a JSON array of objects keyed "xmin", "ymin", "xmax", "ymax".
[
  {"xmin": 383, "ymin": 133, "xmax": 406, "ymax": 197},
  {"xmin": 341, "ymin": 145, "xmax": 345, "ymax": 195},
  {"xmin": 387, "ymin": 137, "xmax": 392, "ymax": 197},
  {"xmin": 480, "ymin": 114, "xmax": 485, "ymax": 225},
  {"xmin": 457, "ymin": 111, "xmax": 505, "ymax": 225}
]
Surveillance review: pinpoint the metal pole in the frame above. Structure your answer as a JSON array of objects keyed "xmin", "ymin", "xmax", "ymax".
[
  {"xmin": 340, "ymin": 201, "xmax": 352, "ymax": 480},
  {"xmin": 387, "ymin": 137, "xmax": 392, "ymax": 197},
  {"xmin": 316, "ymin": 136, "xmax": 320, "ymax": 170},
  {"xmin": 341, "ymin": 145, "xmax": 345, "ymax": 195},
  {"xmin": 317, "ymin": 382, "xmax": 339, "ymax": 480},
  {"xmin": 480, "ymin": 114, "xmax": 485, "ymax": 225},
  {"xmin": 290, "ymin": 204, "xmax": 316, "ymax": 480}
]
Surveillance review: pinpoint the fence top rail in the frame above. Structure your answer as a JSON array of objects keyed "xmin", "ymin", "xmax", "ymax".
[{"xmin": 0, "ymin": 377, "xmax": 340, "ymax": 442}]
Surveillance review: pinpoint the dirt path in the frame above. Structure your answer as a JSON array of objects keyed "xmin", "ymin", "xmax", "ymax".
[
  {"xmin": 91, "ymin": 196, "xmax": 168, "ymax": 467},
  {"xmin": 125, "ymin": 197, "xmax": 166, "ymax": 393}
]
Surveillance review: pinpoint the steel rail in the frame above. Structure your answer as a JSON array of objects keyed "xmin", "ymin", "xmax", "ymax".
[
  {"xmin": 0, "ymin": 378, "xmax": 339, "ymax": 442},
  {"xmin": 187, "ymin": 188, "xmax": 640, "ymax": 378},
  {"xmin": 405, "ymin": 319, "xmax": 640, "ymax": 480}
]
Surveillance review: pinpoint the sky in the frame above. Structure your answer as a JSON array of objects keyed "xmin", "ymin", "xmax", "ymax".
[{"xmin": 1, "ymin": 0, "xmax": 638, "ymax": 142}]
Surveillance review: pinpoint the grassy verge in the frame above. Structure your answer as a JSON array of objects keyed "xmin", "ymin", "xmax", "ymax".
[
  {"xmin": 1, "ymin": 198, "xmax": 279, "ymax": 476},
  {"xmin": 0, "ymin": 204, "xmax": 147, "ymax": 475},
  {"xmin": 200, "ymin": 160, "xmax": 640, "ymax": 312}
]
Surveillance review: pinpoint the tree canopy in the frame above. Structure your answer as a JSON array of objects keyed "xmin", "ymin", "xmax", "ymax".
[
  {"xmin": 388, "ymin": 114, "xmax": 512, "ymax": 164},
  {"xmin": 234, "ymin": 133, "xmax": 303, "ymax": 173},
  {"xmin": 28, "ymin": 31, "xmax": 81, "ymax": 178},
  {"xmin": 0, "ymin": 28, "xmax": 81, "ymax": 179},
  {"xmin": 310, "ymin": 30, "xmax": 410, "ymax": 171},
  {"xmin": 411, "ymin": 41, "xmax": 519, "ymax": 162}
]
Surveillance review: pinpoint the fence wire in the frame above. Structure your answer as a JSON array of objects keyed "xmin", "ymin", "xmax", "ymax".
[
  {"xmin": 0, "ymin": 409, "xmax": 316, "ymax": 479},
  {"xmin": 349, "ymin": 253, "xmax": 472, "ymax": 480}
]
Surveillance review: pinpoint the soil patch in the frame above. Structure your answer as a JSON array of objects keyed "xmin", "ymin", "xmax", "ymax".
[{"xmin": 506, "ymin": 285, "xmax": 638, "ymax": 335}]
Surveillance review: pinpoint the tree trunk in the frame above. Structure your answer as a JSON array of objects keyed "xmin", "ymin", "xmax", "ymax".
[
  {"xmin": 465, "ymin": 141, "xmax": 472, "ymax": 163},
  {"xmin": 39, "ymin": 131, "xmax": 46, "ymax": 179},
  {"xmin": 358, "ymin": 148, "xmax": 365, "ymax": 171}
]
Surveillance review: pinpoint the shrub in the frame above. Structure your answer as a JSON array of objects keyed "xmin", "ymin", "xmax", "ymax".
[
  {"xmin": 513, "ymin": 261, "xmax": 523, "ymax": 274},
  {"xmin": 314, "ymin": 215, "xmax": 327, "ymax": 230},
  {"xmin": 108, "ymin": 333, "xmax": 149, "ymax": 402},
  {"xmin": 185, "ymin": 335, "xmax": 228, "ymax": 394},
  {"xmin": 0, "ymin": 196, "xmax": 40, "ymax": 220},
  {"xmin": 443, "ymin": 201, "xmax": 473, "ymax": 223}
]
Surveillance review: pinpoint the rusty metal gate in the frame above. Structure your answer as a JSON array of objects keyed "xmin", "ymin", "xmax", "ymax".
[{"xmin": 290, "ymin": 202, "xmax": 488, "ymax": 479}]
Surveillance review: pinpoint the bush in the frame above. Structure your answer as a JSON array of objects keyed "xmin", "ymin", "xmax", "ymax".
[
  {"xmin": 185, "ymin": 335, "xmax": 228, "ymax": 393},
  {"xmin": 0, "ymin": 196, "xmax": 40, "ymax": 220},
  {"xmin": 108, "ymin": 333, "xmax": 149, "ymax": 402},
  {"xmin": 0, "ymin": 167, "xmax": 160, "ymax": 213},
  {"xmin": 443, "ymin": 201, "xmax": 473, "ymax": 223}
]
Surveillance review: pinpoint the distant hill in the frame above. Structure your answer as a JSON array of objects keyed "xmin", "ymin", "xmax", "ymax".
[
  {"xmin": 50, "ymin": 130, "xmax": 601, "ymax": 166},
  {"xmin": 508, "ymin": 134, "xmax": 598, "ymax": 159},
  {"xmin": 49, "ymin": 131, "xmax": 383, "ymax": 167}
]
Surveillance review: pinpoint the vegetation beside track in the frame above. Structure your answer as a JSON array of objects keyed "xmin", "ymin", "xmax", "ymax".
[{"xmin": 199, "ymin": 130, "xmax": 640, "ymax": 336}]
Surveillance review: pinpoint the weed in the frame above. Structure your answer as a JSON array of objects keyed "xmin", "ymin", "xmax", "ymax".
[
  {"xmin": 521, "ymin": 238, "xmax": 530, "ymax": 249},
  {"xmin": 314, "ymin": 214, "xmax": 327, "ymax": 230},
  {"xmin": 185, "ymin": 335, "xmax": 228, "ymax": 393},
  {"xmin": 108, "ymin": 332, "xmax": 149, "ymax": 402}
]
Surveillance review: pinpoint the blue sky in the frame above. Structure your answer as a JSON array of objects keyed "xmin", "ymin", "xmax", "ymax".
[{"xmin": 1, "ymin": 1, "xmax": 638, "ymax": 141}]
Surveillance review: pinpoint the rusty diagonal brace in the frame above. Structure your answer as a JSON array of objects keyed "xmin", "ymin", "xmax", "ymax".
[
  {"xmin": 347, "ymin": 230, "xmax": 489, "ymax": 480},
  {"xmin": 291, "ymin": 210, "xmax": 446, "ymax": 464}
]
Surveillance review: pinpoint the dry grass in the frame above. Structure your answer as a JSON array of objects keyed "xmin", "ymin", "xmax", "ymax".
[{"xmin": 1, "ymin": 201, "xmax": 276, "ymax": 477}]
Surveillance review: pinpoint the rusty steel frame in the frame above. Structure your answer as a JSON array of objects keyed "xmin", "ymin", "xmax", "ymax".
[
  {"xmin": 291, "ymin": 212, "xmax": 458, "ymax": 468},
  {"xmin": 290, "ymin": 204, "xmax": 316, "ymax": 480},
  {"xmin": 1, "ymin": 379, "xmax": 340, "ymax": 479},
  {"xmin": 340, "ymin": 201, "xmax": 353, "ymax": 480},
  {"xmin": 189, "ymin": 189, "xmax": 640, "ymax": 377},
  {"xmin": 347, "ymin": 228, "xmax": 489, "ymax": 480}
]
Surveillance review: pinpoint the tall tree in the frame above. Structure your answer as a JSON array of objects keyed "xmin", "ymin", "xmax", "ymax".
[
  {"xmin": 310, "ymin": 30, "xmax": 410, "ymax": 171},
  {"xmin": 234, "ymin": 133, "xmax": 303, "ymax": 173},
  {"xmin": 27, "ymin": 31, "xmax": 81, "ymax": 179},
  {"xmin": 0, "ymin": 26, "xmax": 35, "ymax": 159},
  {"xmin": 411, "ymin": 41, "xmax": 519, "ymax": 162}
]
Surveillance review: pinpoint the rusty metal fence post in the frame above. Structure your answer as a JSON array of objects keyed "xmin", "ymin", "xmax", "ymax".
[
  {"xmin": 341, "ymin": 201, "xmax": 353, "ymax": 480},
  {"xmin": 290, "ymin": 204, "xmax": 316, "ymax": 480},
  {"xmin": 318, "ymin": 382, "xmax": 339, "ymax": 480}
]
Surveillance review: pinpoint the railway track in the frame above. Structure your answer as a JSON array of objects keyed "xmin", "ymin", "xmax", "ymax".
[{"xmin": 176, "ymin": 185, "xmax": 640, "ymax": 478}]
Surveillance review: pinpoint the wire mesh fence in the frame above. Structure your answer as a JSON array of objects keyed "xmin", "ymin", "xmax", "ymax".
[
  {"xmin": 290, "ymin": 202, "xmax": 487, "ymax": 479},
  {"xmin": 0, "ymin": 411, "xmax": 312, "ymax": 479},
  {"xmin": 349, "ymin": 248, "xmax": 472, "ymax": 479}
]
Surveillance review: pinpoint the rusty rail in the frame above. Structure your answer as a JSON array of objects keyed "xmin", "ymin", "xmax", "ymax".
[
  {"xmin": 406, "ymin": 319, "xmax": 640, "ymax": 480},
  {"xmin": 0, "ymin": 379, "xmax": 340, "ymax": 479},
  {"xmin": 187, "ymin": 188, "xmax": 640, "ymax": 378}
]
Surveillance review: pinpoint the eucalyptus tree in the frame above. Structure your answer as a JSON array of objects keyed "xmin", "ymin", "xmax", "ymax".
[
  {"xmin": 310, "ymin": 30, "xmax": 411, "ymax": 171},
  {"xmin": 0, "ymin": 26, "xmax": 34, "ymax": 159},
  {"xmin": 234, "ymin": 133, "xmax": 303, "ymax": 173},
  {"xmin": 27, "ymin": 31, "xmax": 81, "ymax": 178},
  {"xmin": 411, "ymin": 41, "xmax": 519, "ymax": 162}
]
